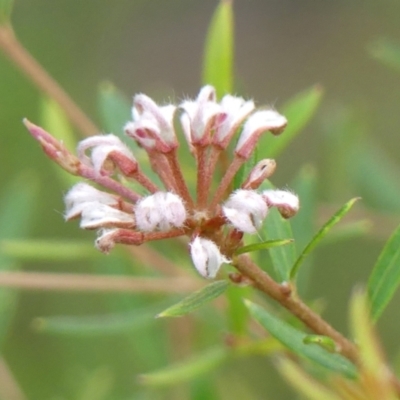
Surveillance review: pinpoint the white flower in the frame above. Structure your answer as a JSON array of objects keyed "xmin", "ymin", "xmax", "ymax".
[
  {"xmin": 125, "ymin": 94, "xmax": 177, "ymax": 152},
  {"xmin": 180, "ymin": 85, "xmax": 221, "ymax": 145},
  {"xmin": 213, "ymin": 94, "xmax": 255, "ymax": 148},
  {"xmin": 77, "ymin": 134, "xmax": 137, "ymax": 175},
  {"xmin": 262, "ymin": 189, "xmax": 299, "ymax": 218},
  {"xmin": 80, "ymin": 203, "xmax": 135, "ymax": 230},
  {"xmin": 223, "ymin": 189, "xmax": 268, "ymax": 233},
  {"xmin": 235, "ymin": 110, "xmax": 287, "ymax": 159},
  {"xmin": 189, "ymin": 236, "xmax": 229, "ymax": 279},
  {"xmin": 134, "ymin": 192, "xmax": 187, "ymax": 231},
  {"xmin": 64, "ymin": 183, "xmax": 118, "ymax": 220}
]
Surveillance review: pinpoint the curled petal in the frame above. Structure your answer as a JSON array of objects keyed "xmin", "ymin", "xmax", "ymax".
[
  {"xmin": 189, "ymin": 236, "xmax": 229, "ymax": 279},
  {"xmin": 80, "ymin": 203, "xmax": 135, "ymax": 230},
  {"xmin": 64, "ymin": 183, "xmax": 118, "ymax": 220},
  {"xmin": 223, "ymin": 190, "xmax": 268, "ymax": 233},
  {"xmin": 95, "ymin": 228, "xmax": 144, "ymax": 253},
  {"xmin": 127, "ymin": 94, "xmax": 177, "ymax": 152},
  {"xmin": 262, "ymin": 189, "xmax": 299, "ymax": 218},
  {"xmin": 242, "ymin": 159, "xmax": 276, "ymax": 190},
  {"xmin": 235, "ymin": 110, "xmax": 287, "ymax": 159},
  {"xmin": 213, "ymin": 95, "xmax": 255, "ymax": 148},
  {"xmin": 77, "ymin": 134, "xmax": 137, "ymax": 175},
  {"xmin": 179, "ymin": 85, "xmax": 221, "ymax": 145},
  {"xmin": 135, "ymin": 192, "xmax": 187, "ymax": 232}
]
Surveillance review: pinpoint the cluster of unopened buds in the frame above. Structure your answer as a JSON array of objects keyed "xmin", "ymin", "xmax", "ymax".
[{"xmin": 25, "ymin": 85, "xmax": 299, "ymax": 279}]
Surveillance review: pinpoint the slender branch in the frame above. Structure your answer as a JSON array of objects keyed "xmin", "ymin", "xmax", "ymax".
[
  {"xmin": 0, "ymin": 271, "xmax": 201, "ymax": 293},
  {"xmin": 0, "ymin": 358, "xmax": 27, "ymax": 400},
  {"xmin": 233, "ymin": 254, "xmax": 359, "ymax": 363},
  {"xmin": 0, "ymin": 24, "xmax": 98, "ymax": 136},
  {"xmin": 195, "ymin": 146, "xmax": 210, "ymax": 208}
]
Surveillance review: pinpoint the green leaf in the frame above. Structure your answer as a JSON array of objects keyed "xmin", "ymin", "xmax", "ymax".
[
  {"xmin": 0, "ymin": 173, "xmax": 38, "ymax": 349},
  {"xmin": 245, "ymin": 300, "xmax": 357, "ymax": 378},
  {"xmin": 157, "ymin": 280, "xmax": 229, "ymax": 318},
  {"xmin": 40, "ymin": 96, "xmax": 79, "ymax": 186},
  {"xmin": 235, "ymin": 239, "xmax": 293, "ymax": 256},
  {"xmin": 98, "ymin": 81, "xmax": 131, "ymax": 139},
  {"xmin": 320, "ymin": 220, "xmax": 371, "ymax": 245},
  {"xmin": 368, "ymin": 223, "xmax": 400, "ymax": 322},
  {"xmin": 261, "ymin": 85, "xmax": 323, "ymax": 158},
  {"xmin": 32, "ymin": 303, "xmax": 163, "ymax": 337},
  {"xmin": 139, "ymin": 346, "xmax": 228, "ymax": 387},
  {"xmin": 202, "ymin": 0, "xmax": 233, "ymax": 96},
  {"xmin": 0, "ymin": 239, "xmax": 96, "ymax": 262},
  {"xmin": 0, "ymin": 0, "xmax": 14, "ymax": 24},
  {"xmin": 226, "ymin": 284, "xmax": 250, "ymax": 335},
  {"xmin": 290, "ymin": 198, "xmax": 360, "ymax": 280},
  {"xmin": 367, "ymin": 38, "xmax": 400, "ymax": 73}
]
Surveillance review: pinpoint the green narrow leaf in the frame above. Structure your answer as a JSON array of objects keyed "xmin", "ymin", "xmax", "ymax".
[
  {"xmin": 368, "ymin": 223, "xmax": 400, "ymax": 322},
  {"xmin": 320, "ymin": 220, "xmax": 371, "ymax": 245},
  {"xmin": 261, "ymin": 85, "xmax": 323, "ymax": 158},
  {"xmin": 98, "ymin": 81, "xmax": 131, "ymax": 139},
  {"xmin": 32, "ymin": 303, "xmax": 164, "ymax": 337},
  {"xmin": 40, "ymin": 96, "xmax": 79, "ymax": 186},
  {"xmin": 0, "ymin": 239, "xmax": 96, "ymax": 262},
  {"xmin": 290, "ymin": 198, "xmax": 360, "ymax": 281},
  {"xmin": 245, "ymin": 300, "xmax": 357, "ymax": 378},
  {"xmin": 0, "ymin": 0, "xmax": 14, "ymax": 24},
  {"xmin": 235, "ymin": 239, "xmax": 293, "ymax": 256},
  {"xmin": 157, "ymin": 280, "xmax": 229, "ymax": 318},
  {"xmin": 0, "ymin": 173, "xmax": 38, "ymax": 349},
  {"xmin": 202, "ymin": 0, "xmax": 233, "ymax": 96},
  {"xmin": 367, "ymin": 38, "xmax": 400, "ymax": 73},
  {"xmin": 260, "ymin": 181, "xmax": 297, "ymax": 282},
  {"xmin": 139, "ymin": 346, "xmax": 228, "ymax": 387},
  {"xmin": 226, "ymin": 285, "xmax": 250, "ymax": 335}
]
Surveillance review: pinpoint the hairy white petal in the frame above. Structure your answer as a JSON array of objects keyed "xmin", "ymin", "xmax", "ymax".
[
  {"xmin": 223, "ymin": 190, "xmax": 268, "ymax": 233},
  {"xmin": 190, "ymin": 236, "xmax": 229, "ymax": 279},
  {"xmin": 135, "ymin": 192, "xmax": 187, "ymax": 232},
  {"xmin": 262, "ymin": 189, "xmax": 299, "ymax": 218},
  {"xmin": 64, "ymin": 183, "xmax": 117, "ymax": 220},
  {"xmin": 80, "ymin": 203, "xmax": 135, "ymax": 230}
]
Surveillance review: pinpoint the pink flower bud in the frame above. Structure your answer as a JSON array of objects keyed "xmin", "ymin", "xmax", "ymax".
[
  {"xmin": 242, "ymin": 159, "xmax": 276, "ymax": 190},
  {"xmin": 189, "ymin": 236, "xmax": 229, "ymax": 279},
  {"xmin": 235, "ymin": 110, "xmax": 287, "ymax": 159},
  {"xmin": 135, "ymin": 192, "xmax": 187, "ymax": 232},
  {"xmin": 64, "ymin": 183, "xmax": 118, "ymax": 220},
  {"xmin": 125, "ymin": 94, "xmax": 177, "ymax": 152},
  {"xmin": 213, "ymin": 95, "xmax": 255, "ymax": 149},
  {"xmin": 262, "ymin": 189, "xmax": 299, "ymax": 219},
  {"xmin": 222, "ymin": 190, "xmax": 268, "ymax": 233},
  {"xmin": 80, "ymin": 203, "xmax": 135, "ymax": 230},
  {"xmin": 77, "ymin": 134, "xmax": 137, "ymax": 175},
  {"xmin": 180, "ymin": 85, "xmax": 221, "ymax": 146}
]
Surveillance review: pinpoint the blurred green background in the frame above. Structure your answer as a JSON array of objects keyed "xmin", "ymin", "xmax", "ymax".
[{"xmin": 1, "ymin": 0, "xmax": 400, "ymax": 399}]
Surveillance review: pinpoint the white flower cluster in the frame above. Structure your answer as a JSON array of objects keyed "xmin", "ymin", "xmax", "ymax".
[{"xmin": 26, "ymin": 85, "xmax": 298, "ymax": 280}]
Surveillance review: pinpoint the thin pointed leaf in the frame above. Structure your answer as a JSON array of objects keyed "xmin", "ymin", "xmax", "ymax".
[
  {"xmin": 368, "ymin": 223, "xmax": 400, "ymax": 322},
  {"xmin": 157, "ymin": 280, "xmax": 229, "ymax": 318},
  {"xmin": 245, "ymin": 300, "xmax": 357, "ymax": 378},
  {"xmin": 0, "ymin": 239, "xmax": 96, "ymax": 262},
  {"xmin": 139, "ymin": 346, "xmax": 228, "ymax": 387},
  {"xmin": 98, "ymin": 81, "xmax": 131, "ymax": 139},
  {"xmin": 367, "ymin": 38, "xmax": 400, "ymax": 73},
  {"xmin": 202, "ymin": 0, "xmax": 233, "ymax": 96},
  {"xmin": 32, "ymin": 303, "xmax": 165, "ymax": 337},
  {"xmin": 290, "ymin": 198, "xmax": 360, "ymax": 280},
  {"xmin": 261, "ymin": 85, "xmax": 323, "ymax": 158},
  {"xmin": 277, "ymin": 357, "xmax": 342, "ymax": 400},
  {"xmin": 320, "ymin": 220, "xmax": 371, "ymax": 245},
  {"xmin": 235, "ymin": 239, "xmax": 293, "ymax": 256}
]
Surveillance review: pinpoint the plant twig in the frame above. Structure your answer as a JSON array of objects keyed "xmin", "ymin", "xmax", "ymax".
[
  {"xmin": 0, "ymin": 357, "xmax": 27, "ymax": 400},
  {"xmin": 0, "ymin": 272, "xmax": 201, "ymax": 293},
  {"xmin": 0, "ymin": 24, "xmax": 98, "ymax": 136}
]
